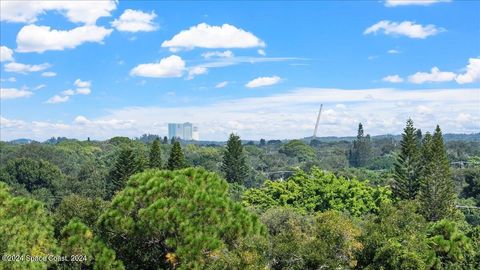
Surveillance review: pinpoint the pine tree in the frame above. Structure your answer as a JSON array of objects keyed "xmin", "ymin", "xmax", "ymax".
[
  {"xmin": 349, "ymin": 123, "xmax": 372, "ymax": 167},
  {"xmin": 222, "ymin": 133, "xmax": 248, "ymax": 184},
  {"xmin": 149, "ymin": 138, "xmax": 162, "ymax": 169},
  {"xmin": 108, "ymin": 147, "xmax": 145, "ymax": 196},
  {"xmin": 167, "ymin": 141, "xmax": 185, "ymax": 170},
  {"xmin": 392, "ymin": 119, "xmax": 421, "ymax": 200},
  {"xmin": 163, "ymin": 136, "xmax": 168, "ymax": 144},
  {"xmin": 418, "ymin": 125, "xmax": 456, "ymax": 221}
]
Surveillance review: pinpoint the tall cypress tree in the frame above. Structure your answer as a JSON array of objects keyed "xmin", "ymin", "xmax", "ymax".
[
  {"xmin": 222, "ymin": 133, "xmax": 248, "ymax": 184},
  {"xmin": 418, "ymin": 125, "xmax": 456, "ymax": 221},
  {"xmin": 108, "ymin": 147, "xmax": 145, "ymax": 196},
  {"xmin": 349, "ymin": 123, "xmax": 372, "ymax": 167},
  {"xmin": 392, "ymin": 119, "xmax": 421, "ymax": 200},
  {"xmin": 167, "ymin": 141, "xmax": 185, "ymax": 170},
  {"xmin": 149, "ymin": 138, "xmax": 162, "ymax": 169}
]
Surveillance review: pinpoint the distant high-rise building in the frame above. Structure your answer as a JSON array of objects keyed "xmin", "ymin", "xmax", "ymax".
[{"xmin": 168, "ymin": 122, "xmax": 199, "ymax": 141}]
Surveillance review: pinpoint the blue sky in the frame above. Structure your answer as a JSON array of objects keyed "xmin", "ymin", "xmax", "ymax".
[{"xmin": 1, "ymin": 0, "xmax": 479, "ymax": 141}]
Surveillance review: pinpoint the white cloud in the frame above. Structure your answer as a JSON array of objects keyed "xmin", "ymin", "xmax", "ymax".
[
  {"xmin": 4, "ymin": 62, "xmax": 50, "ymax": 74},
  {"xmin": 16, "ymin": 24, "xmax": 112, "ymax": 53},
  {"xmin": 187, "ymin": 66, "xmax": 208, "ymax": 79},
  {"xmin": 76, "ymin": 88, "xmax": 91, "ymax": 95},
  {"xmin": 0, "ymin": 77, "xmax": 16, "ymax": 82},
  {"xmin": 258, "ymin": 49, "xmax": 266, "ymax": 56},
  {"xmin": 456, "ymin": 58, "xmax": 480, "ymax": 84},
  {"xmin": 201, "ymin": 50, "xmax": 234, "ymax": 59},
  {"xmin": 0, "ymin": 88, "xmax": 33, "ymax": 99},
  {"xmin": 1, "ymin": 46, "xmax": 14, "ymax": 62},
  {"xmin": 130, "ymin": 55, "xmax": 186, "ymax": 78},
  {"xmin": 41, "ymin": 71, "xmax": 57, "ymax": 77},
  {"xmin": 111, "ymin": 9, "xmax": 158, "ymax": 32},
  {"xmin": 161, "ymin": 23, "xmax": 265, "ymax": 51},
  {"xmin": 215, "ymin": 81, "xmax": 229, "ymax": 88},
  {"xmin": 74, "ymin": 79, "xmax": 91, "ymax": 88},
  {"xmin": 33, "ymin": 84, "xmax": 45, "ymax": 90},
  {"xmin": 408, "ymin": 67, "xmax": 456, "ymax": 84},
  {"xmin": 385, "ymin": 0, "xmax": 450, "ymax": 7},
  {"xmin": 382, "ymin": 75, "xmax": 404, "ymax": 83},
  {"xmin": 0, "ymin": 0, "xmax": 116, "ymax": 24},
  {"xmin": 364, "ymin": 20, "xmax": 444, "ymax": 39},
  {"xmin": 246, "ymin": 76, "xmax": 282, "ymax": 88},
  {"xmin": 2, "ymin": 87, "xmax": 479, "ymax": 141},
  {"xmin": 61, "ymin": 89, "xmax": 75, "ymax": 96},
  {"xmin": 387, "ymin": 49, "xmax": 401, "ymax": 54},
  {"xmin": 46, "ymin": 95, "xmax": 69, "ymax": 104}
]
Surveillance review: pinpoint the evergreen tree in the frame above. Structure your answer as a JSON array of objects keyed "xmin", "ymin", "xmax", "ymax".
[
  {"xmin": 418, "ymin": 125, "xmax": 456, "ymax": 221},
  {"xmin": 163, "ymin": 136, "xmax": 168, "ymax": 144},
  {"xmin": 349, "ymin": 123, "xmax": 372, "ymax": 167},
  {"xmin": 108, "ymin": 147, "xmax": 145, "ymax": 196},
  {"xmin": 392, "ymin": 119, "xmax": 421, "ymax": 200},
  {"xmin": 149, "ymin": 138, "xmax": 162, "ymax": 169},
  {"xmin": 167, "ymin": 141, "xmax": 186, "ymax": 170},
  {"xmin": 259, "ymin": 138, "xmax": 266, "ymax": 146},
  {"xmin": 222, "ymin": 133, "xmax": 248, "ymax": 184}
]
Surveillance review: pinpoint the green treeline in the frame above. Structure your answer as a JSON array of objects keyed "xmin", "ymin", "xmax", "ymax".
[{"xmin": 1, "ymin": 121, "xmax": 480, "ymax": 269}]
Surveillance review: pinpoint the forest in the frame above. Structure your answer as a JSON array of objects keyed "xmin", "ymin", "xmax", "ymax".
[{"xmin": 1, "ymin": 119, "xmax": 480, "ymax": 270}]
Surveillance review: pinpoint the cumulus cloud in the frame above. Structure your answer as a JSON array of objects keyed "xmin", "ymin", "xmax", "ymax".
[
  {"xmin": 16, "ymin": 24, "xmax": 113, "ymax": 53},
  {"xmin": 215, "ymin": 81, "xmax": 229, "ymax": 88},
  {"xmin": 76, "ymin": 88, "xmax": 91, "ymax": 95},
  {"xmin": 387, "ymin": 49, "xmax": 400, "ymax": 54},
  {"xmin": 111, "ymin": 9, "xmax": 158, "ymax": 32},
  {"xmin": 0, "ymin": 77, "xmax": 16, "ymax": 82},
  {"xmin": 41, "ymin": 71, "xmax": 57, "ymax": 77},
  {"xmin": 364, "ymin": 20, "xmax": 444, "ymax": 39},
  {"xmin": 1, "ymin": 46, "xmax": 14, "ymax": 62},
  {"xmin": 130, "ymin": 55, "xmax": 186, "ymax": 78},
  {"xmin": 385, "ymin": 0, "xmax": 450, "ymax": 7},
  {"xmin": 4, "ymin": 62, "xmax": 50, "ymax": 74},
  {"xmin": 161, "ymin": 23, "xmax": 265, "ymax": 52},
  {"xmin": 408, "ymin": 67, "xmax": 456, "ymax": 84},
  {"xmin": 74, "ymin": 79, "xmax": 91, "ymax": 88},
  {"xmin": 61, "ymin": 89, "xmax": 75, "ymax": 96},
  {"xmin": 187, "ymin": 66, "xmax": 208, "ymax": 79},
  {"xmin": 382, "ymin": 75, "xmax": 404, "ymax": 83},
  {"xmin": 246, "ymin": 76, "xmax": 282, "ymax": 88},
  {"xmin": 201, "ymin": 50, "xmax": 234, "ymax": 59},
  {"xmin": 0, "ymin": 88, "xmax": 33, "ymax": 99},
  {"xmin": 0, "ymin": 0, "xmax": 116, "ymax": 24},
  {"xmin": 46, "ymin": 95, "xmax": 69, "ymax": 104},
  {"xmin": 455, "ymin": 58, "xmax": 480, "ymax": 84}
]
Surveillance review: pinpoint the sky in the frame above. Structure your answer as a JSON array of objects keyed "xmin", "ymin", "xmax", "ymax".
[{"xmin": 0, "ymin": 0, "xmax": 479, "ymax": 141}]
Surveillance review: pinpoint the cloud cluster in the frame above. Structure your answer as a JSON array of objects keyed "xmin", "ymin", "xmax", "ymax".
[
  {"xmin": 0, "ymin": 0, "xmax": 116, "ymax": 24},
  {"xmin": 130, "ymin": 55, "xmax": 186, "ymax": 78},
  {"xmin": 382, "ymin": 58, "xmax": 480, "ymax": 84},
  {"xmin": 161, "ymin": 23, "xmax": 265, "ymax": 52},
  {"xmin": 111, "ymin": 9, "xmax": 158, "ymax": 32},
  {"xmin": 0, "ymin": 46, "xmax": 14, "ymax": 62},
  {"xmin": 4, "ymin": 62, "xmax": 50, "ymax": 74},
  {"xmin": 0, "ymin": 88, "xmax": 33, "ymax": 99},
  {"xmin": 46, "ymin": 79, "xmax": 92, "ymax": 104},
  {"xmin": 16, "ymin": 25, "xmax": 113, "ymax": 53},
  {"xmin": 364, "ymin": 20, "xmax": 444, "ymax": 39},
  {"xmin": 246, "ymin": 76, "xmax": 282, "ymax": 88},
  {"xmin": 2, "ymin": 87, "xmax": 478, "ymax": 141}
]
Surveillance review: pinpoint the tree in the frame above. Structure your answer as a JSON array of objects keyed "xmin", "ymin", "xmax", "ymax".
[
  {"xmin": 0, "ymin": 182, "xmax": 60, "ymax": 270},
  {"xmin": 108, "ymin": 147, "xmax": 145, "ymax": 196},
  {"xmin": 148, "ymin": 138, "xmax": 162, "ymax": 169},
  {"xmin": 279, "ymin": 139, "xmax": 316, "ymax": 162},
  {"xmin": 222, "ymin": 133, "xmax": 248, "ymax": 184},
  {"xmin": 98, "ymin": 168, "xmax": 266, "ymax": 269},
  {"xmin": 167, "ymin": 141, "xmax": 186, "ymax": 170},
  {"xmin": 259, "ymin": 138, "xmax": 266, "ymax": 147},
  {"xmin": 163, "ymin": 136, "xmax": 168, "ymax": 144},
  {"xmin": 4, "ymin": 157, "xmax": 62, "ymax": 193},
  {"xmin": 349, "ymin": 123, "xmax": 372, "ymax": 167},
  {"xmin": 392, "ymin": 119, "xmax": 421, "ymax": 200},
  {"xmin": 60, "ymin": 219, "xmax": 125, "ymax": 270},
  {"xmin": 243, "ymin": 167, "xmax": 391, "ymax": 216},
  {"xmin": 418, "ymin": 126, "xmax": 456, "ymax": 221}
]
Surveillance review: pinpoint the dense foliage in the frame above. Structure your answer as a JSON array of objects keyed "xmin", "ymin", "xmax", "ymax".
[{"xmin": 0, "ymin": 121, "xmax": 479, "ymax": 269}]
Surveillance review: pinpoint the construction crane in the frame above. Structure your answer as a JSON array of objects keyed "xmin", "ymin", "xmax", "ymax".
[{"xmin": 313, "ymin": 104, "xmax": 323, "ymax": 138}]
